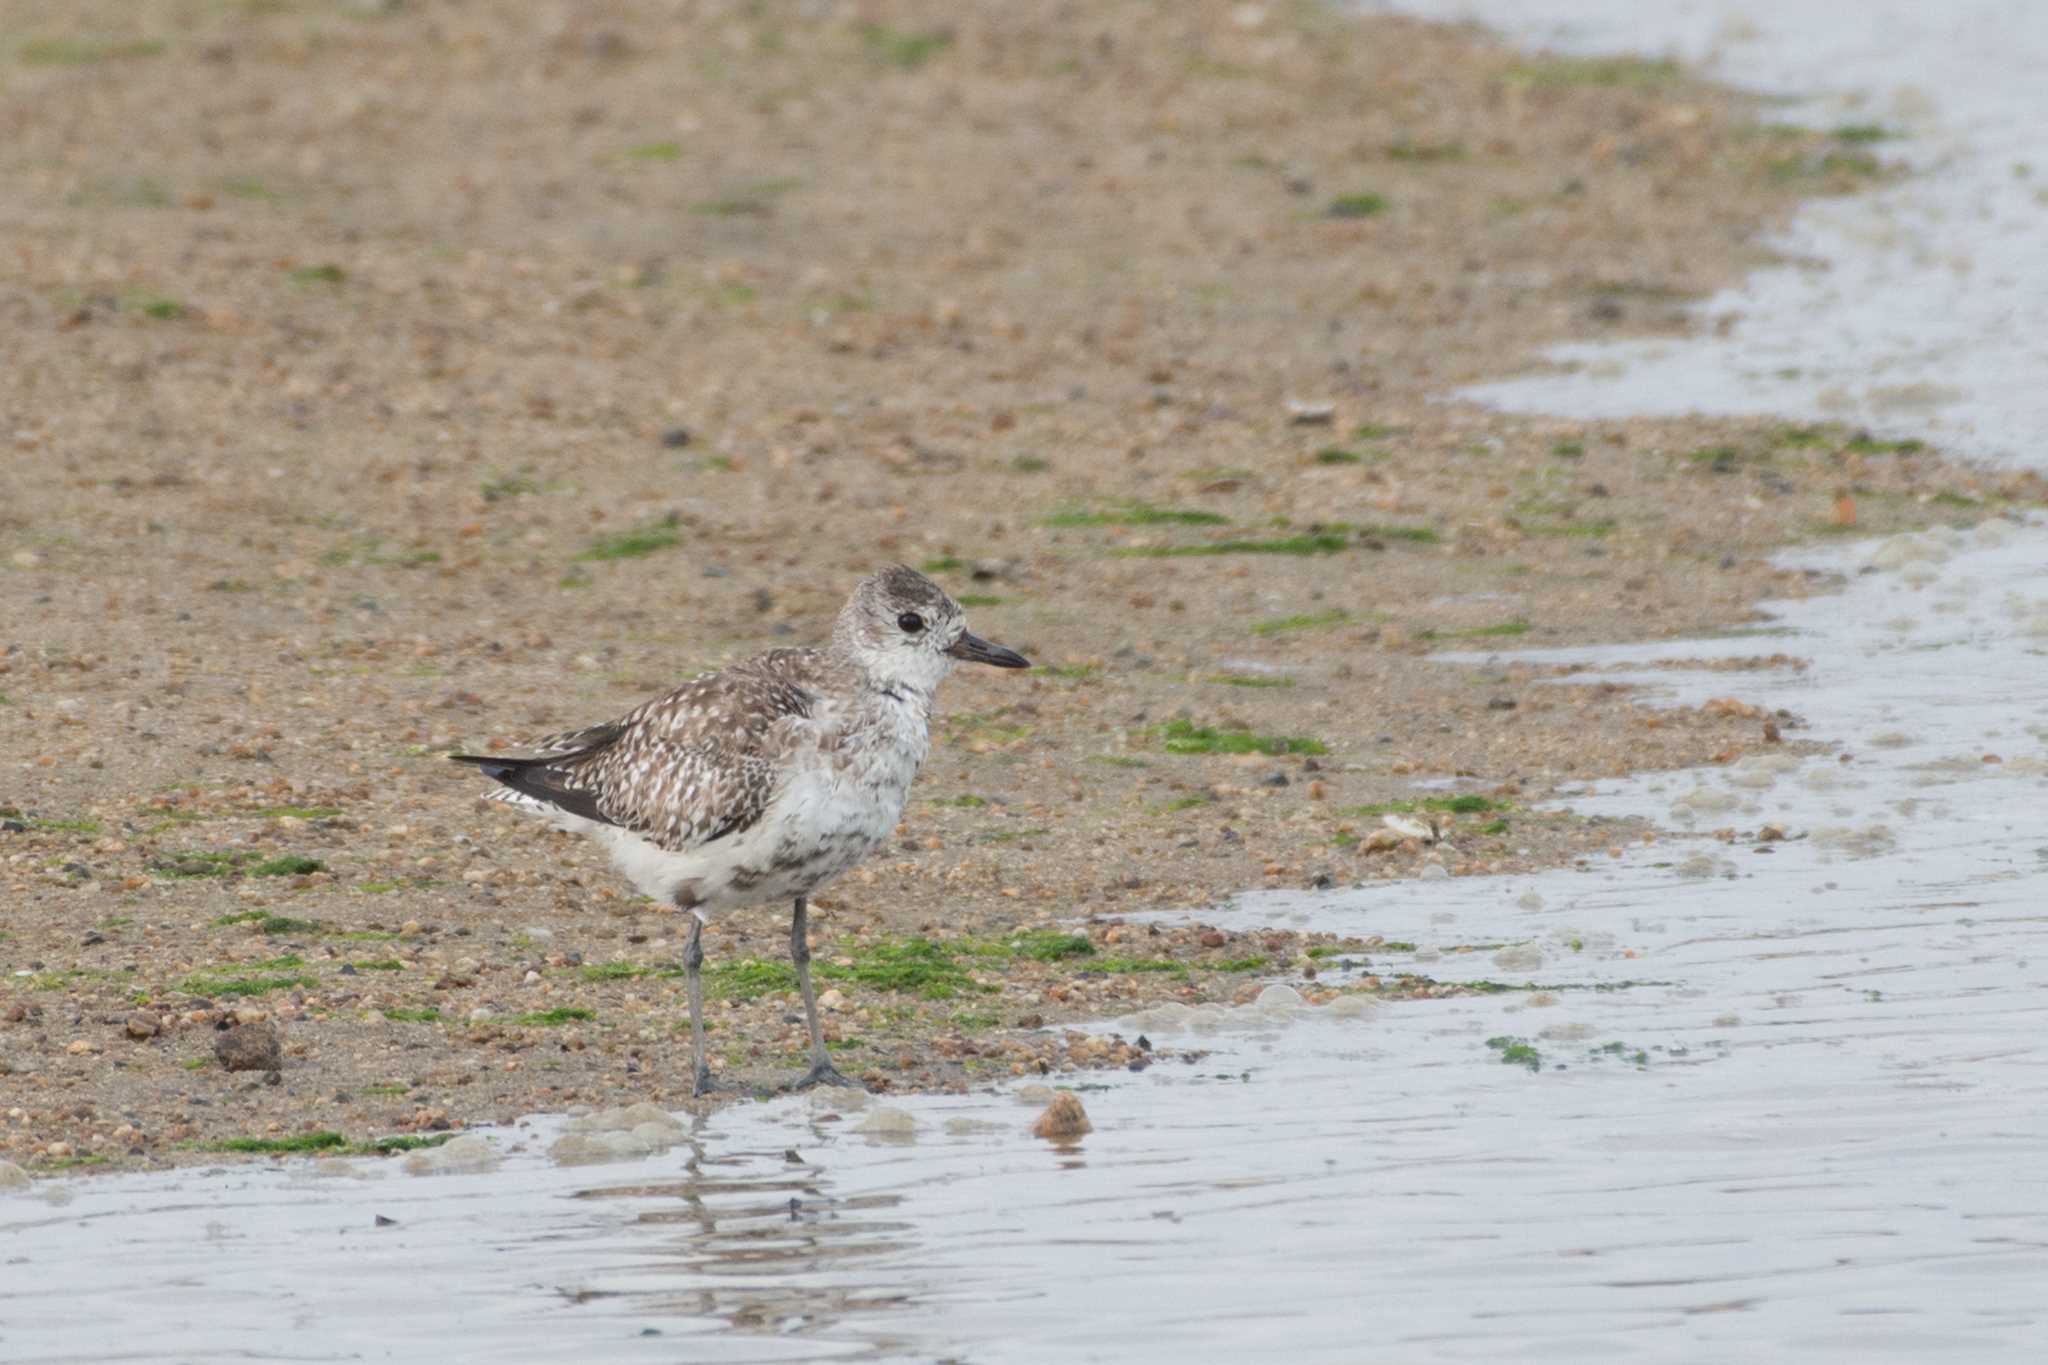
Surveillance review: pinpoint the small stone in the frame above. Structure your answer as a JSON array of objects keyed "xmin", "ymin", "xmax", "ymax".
[
  {"xmin": 214, "ymin": 1021, "xmax": 283, "ymax": 1073},
  {"xmin": 467, "ymin": 1007, "xmax": 495, "ymax": 1024},
  {"xmin": 125, "ymin": 1011, "xmax": 160, "ymax": 1039},
  {"xmin": 1284, "ymin": 399, "xmax": 1335, "ymax": 425},
  {"xmin": 1199, "ymin": 930, "xmax": 1226, "ymax": 949},
  {"xmin": 401, "ymin": 920, "xmax": 423, "ymax": 935},
  {"xmin": 660, "ymin": 427, "xmax": 692, "ymax": 449},
  {"xmin": 818, "ymin": 988, "xmax": 847, "ymax": 1013},
  {"xmin": 45, "ymin": 1141, "xmax": 72, "ymax": 1159},
  {"xmin": 0, "ymin": 1160, "xmax": 29, "ymax": 1190},
  {"xmin": 1031, "ymin": 1091, "xmax": 1092, "ymax": 1141},
  {"xmin": 66, "ymin": 1039, "xmax": 96, "ymax": 1056}
]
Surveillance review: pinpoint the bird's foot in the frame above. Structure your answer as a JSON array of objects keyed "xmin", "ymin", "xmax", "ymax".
[{"xmin": 787, "ymin": 1060, "xmax": 862, "ymax": 1092}]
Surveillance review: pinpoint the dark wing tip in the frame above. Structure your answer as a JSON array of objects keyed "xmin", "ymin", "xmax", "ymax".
[{"xmin": 449, "ymin": 750, "xmax": 617, "ymax": 828}]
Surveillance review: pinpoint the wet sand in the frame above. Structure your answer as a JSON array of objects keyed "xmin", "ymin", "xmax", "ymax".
[{"xmin": 1, "ymin": 0, "xmax": 2034, "ymax": 1168}]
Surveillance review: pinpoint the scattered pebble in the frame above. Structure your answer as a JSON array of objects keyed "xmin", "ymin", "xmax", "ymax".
[
  {"xmin": 213, "ymin": 1022, "xmax": 282, "ymax": 1073},
  {"xmin": 1031, "ymin": 1091, "xmax": 1091, "ymax": 1141}
]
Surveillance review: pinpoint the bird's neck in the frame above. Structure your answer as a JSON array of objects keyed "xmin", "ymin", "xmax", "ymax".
[{"xmin": 870, "ymin": 676, "xmax": 933, "ymax": 709}]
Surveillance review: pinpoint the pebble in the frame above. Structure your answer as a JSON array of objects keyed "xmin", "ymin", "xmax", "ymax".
[
  {"xmin": 1031, "ymin": 1091, "xmax": 1091, "ymax": 1141},
  {"xmin": 818, "ymin": 988, "xmax": 847, "ymax": 1012},
  {"xmin": 467, "ymin": 1007, "xmax": 495, "ymax": 1023},
  {"xmin": 125, "ymin": 1011, "xmax": 160, "ymax": 1039},
  {"xmin": 0, "ymin": 1160, "xmax": 29, "ymax": 1190},
  {"xmin": 214, "ymin": 1021, "xmax": 283, "ymax": 1072}
]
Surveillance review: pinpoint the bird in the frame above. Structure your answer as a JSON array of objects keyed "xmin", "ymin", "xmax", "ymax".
[{"xmin": 450, "ymin": 566, "xmax": 1029, "ymax": 1095}]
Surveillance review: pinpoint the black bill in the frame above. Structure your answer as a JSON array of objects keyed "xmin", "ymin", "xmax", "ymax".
[{"xmin": 946, "ymin": 631, "xmax": 1031, "ymax": 668}]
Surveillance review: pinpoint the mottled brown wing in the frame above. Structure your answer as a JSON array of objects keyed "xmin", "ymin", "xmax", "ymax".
[{"xmin": 546, "ymin": 654, "xmax": 822, "ymax": 853}]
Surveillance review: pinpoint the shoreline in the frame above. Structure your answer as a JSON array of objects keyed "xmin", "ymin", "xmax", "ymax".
[{"xmin": 2, "ymin": 0, "xmax": 2036, "ymax": 1175}]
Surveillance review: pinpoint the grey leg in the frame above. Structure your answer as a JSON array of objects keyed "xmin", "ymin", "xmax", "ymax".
[
  {"xmin": 788, "ymin": 896, "xmax": 856, "ymax": 1090},
  {"xmin": 684, "ymin": 914, "xmax": 715, "ymax": 1096}
]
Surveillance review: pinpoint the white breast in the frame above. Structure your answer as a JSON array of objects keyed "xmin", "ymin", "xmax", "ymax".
[{"xmin": 599, "ymin": 688, "xmax": 933, "ymax": 916}]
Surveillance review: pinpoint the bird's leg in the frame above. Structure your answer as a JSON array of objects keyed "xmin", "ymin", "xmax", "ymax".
[
  {"xmin": 788, "ymin": 896, "xmax": 856, "ymax": 1090},
  {"xmin": 683, "ymin": 912, "xmax": 716, "ymax": 1096}
]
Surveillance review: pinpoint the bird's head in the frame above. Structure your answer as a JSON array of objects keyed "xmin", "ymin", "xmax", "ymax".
[{"xmin": 836, "ymin": 565, "xmax": 1029, "ymax": 696}]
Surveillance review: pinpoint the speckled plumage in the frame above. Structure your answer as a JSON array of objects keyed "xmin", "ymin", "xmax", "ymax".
[{"xmin": 451, "ymin": 566, "xmax": 1030, "ymax": 1095}]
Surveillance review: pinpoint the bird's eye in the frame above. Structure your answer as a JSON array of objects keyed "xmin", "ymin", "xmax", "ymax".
[{"xmin": 897, "ymin": 611, "xmax": 925, "ymax": 634}]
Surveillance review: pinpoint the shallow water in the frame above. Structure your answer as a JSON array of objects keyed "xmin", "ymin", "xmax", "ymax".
[
  {"xmin": 8, "ymin": 528, "xmax": 2046, "ymax": 1363},
  {"xmin": 1368, "ymin": 0, "xmax": 2048, "ymax": 462},
  {"xmin": 9, "ymin": 5, "xmax": 2048, "ymax": 1362}
]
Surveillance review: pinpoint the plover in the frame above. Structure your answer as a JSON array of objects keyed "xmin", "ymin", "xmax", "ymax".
[{"xmin": 451, "ymin": 566, "xmax": 1029, "ymax": 1094}]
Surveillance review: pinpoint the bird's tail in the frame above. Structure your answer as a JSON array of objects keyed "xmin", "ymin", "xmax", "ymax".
[{"xmin": 448, "ymin": 749, "xmax": 616, "ymax": 827}]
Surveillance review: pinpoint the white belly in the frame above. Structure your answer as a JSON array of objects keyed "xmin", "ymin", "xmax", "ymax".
[{"xmin": 597, "ymin": 697, "xmax": 929, "ymax": 916}]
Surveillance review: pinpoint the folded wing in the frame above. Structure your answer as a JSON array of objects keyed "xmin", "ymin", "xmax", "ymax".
[{"xmin": 450, "ymin": 653, "xmax": 821, "ymax": 854}]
